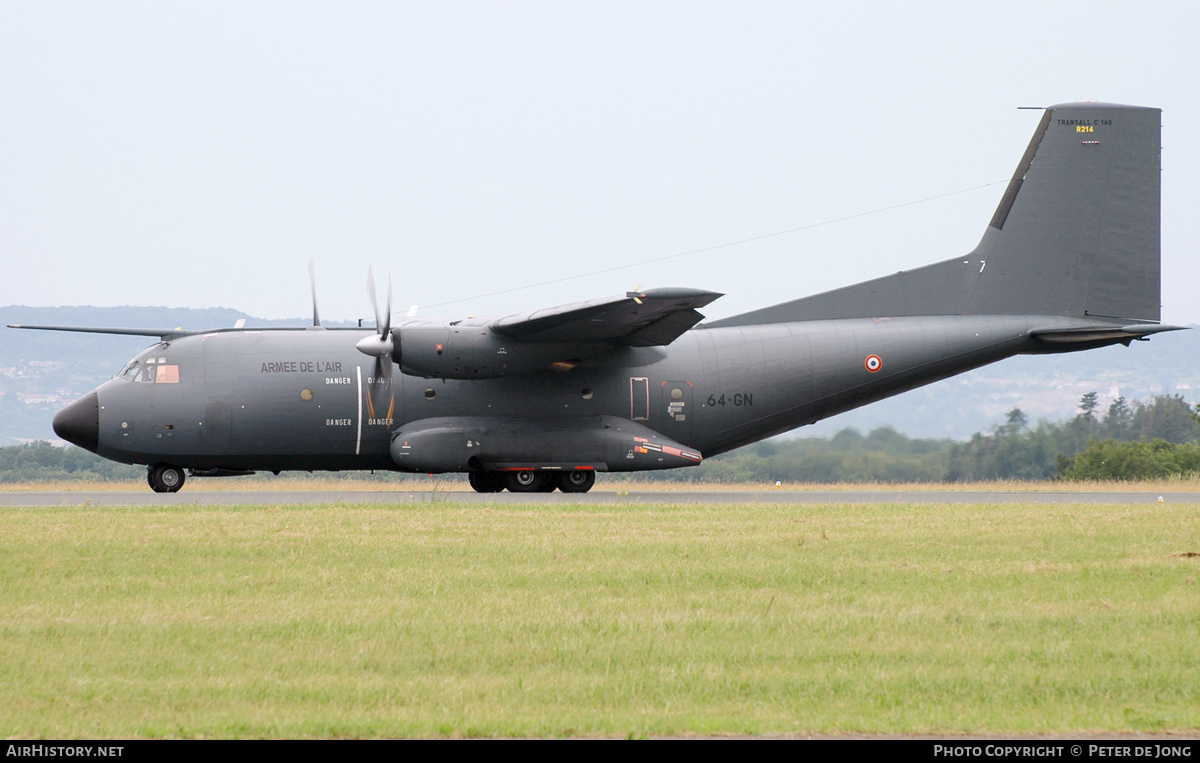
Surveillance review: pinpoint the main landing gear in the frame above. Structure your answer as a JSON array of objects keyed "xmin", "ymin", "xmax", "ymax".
[
  {"xmin": 147, "ymin": 463, "xmax": 186, "ymax": 493},
  {"xmin": 468, "ymin": 470, "xmax": 596, "ymax": 494},
  {"xmin": 467, "ymin": 471, "xmax": 505, "ymax": 493},
  {"xmin": 556, "ymin": 470, "xmax": 596, "ymax": 493}
]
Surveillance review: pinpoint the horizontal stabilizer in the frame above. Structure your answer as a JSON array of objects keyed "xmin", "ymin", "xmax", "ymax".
[{"xmin": 1029, "ymin": 323, "xmax": 1185, "ymax": 345}]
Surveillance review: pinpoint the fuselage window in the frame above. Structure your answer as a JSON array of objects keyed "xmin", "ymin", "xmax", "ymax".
[{"xmin": 155, "ymin": 365, "xmax": 180, "ymax": 383}]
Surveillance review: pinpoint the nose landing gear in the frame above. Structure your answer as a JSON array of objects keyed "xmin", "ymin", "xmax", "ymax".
[{"xmin": 148, "ymin": 464, "xmax": 186, "ymax": 493}]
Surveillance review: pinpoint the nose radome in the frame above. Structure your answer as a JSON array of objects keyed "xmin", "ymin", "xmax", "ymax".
[{"xmin": 53, "ymin": 391, "xmax": 99, "ymax": 453}]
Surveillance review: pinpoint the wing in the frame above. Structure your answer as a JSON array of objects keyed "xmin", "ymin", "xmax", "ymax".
[
  {"xmin": 489, "ymin": 288, "xmax": 723, "ymax": 347},
  {"xmin": 6, "ymin": 324, "xmax": 200, "ymax": 340}
]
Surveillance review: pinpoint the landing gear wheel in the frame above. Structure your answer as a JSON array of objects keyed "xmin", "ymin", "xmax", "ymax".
[
  {"xmin": 556, "ymin": 470, "xmax": 596, "ymax": 493},
  {"xmin": 505, "ymin": 470, "xmax": 549, "ymax": 493},
  {"xmin": 468, "ymin": 471, "xmax": 505, "ymax": 493},
  {"xmin": 148, "ymin": 464, "xmax": 185, "ymax": 493}
]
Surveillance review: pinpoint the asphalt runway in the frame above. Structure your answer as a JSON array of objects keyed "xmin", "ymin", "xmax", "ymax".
[{"xmin": 4, "ymin": 489, "xmax": 1200, "ymax": 506}]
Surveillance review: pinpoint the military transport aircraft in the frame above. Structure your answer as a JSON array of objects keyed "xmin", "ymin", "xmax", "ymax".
[{"xmin": 10, "ymin": 102, "xmax": 1177, "ymax": 493}]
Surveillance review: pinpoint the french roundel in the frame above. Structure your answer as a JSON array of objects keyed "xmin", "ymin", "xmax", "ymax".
[{"xmin": 864, "ymin": 354, "xmax": 882, "ymax": 373}]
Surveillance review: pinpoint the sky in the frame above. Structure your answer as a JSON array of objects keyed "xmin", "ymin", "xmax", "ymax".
[{"xmin": 3, "ymin": 1, "xmax": 1198, "ymax": 328}]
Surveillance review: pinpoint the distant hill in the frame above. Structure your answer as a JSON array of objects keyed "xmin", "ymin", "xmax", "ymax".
[{"xmin": 2, "ymin": 305, "xmax": 1196, "ymax": 444}]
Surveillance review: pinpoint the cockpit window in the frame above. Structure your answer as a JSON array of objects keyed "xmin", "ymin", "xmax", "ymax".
[{"xmin": 119, "ymin": 357, "xmax": 180, "ymax": 383}]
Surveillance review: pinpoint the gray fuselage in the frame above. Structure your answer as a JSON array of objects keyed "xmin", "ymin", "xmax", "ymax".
[{"xmin": 83, "ymin": 314, "xmax": 1088, "ymax": 473}]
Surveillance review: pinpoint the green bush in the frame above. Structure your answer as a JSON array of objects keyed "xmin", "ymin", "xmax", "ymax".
[
  {"xmin": 0, "ymin": 441, "xmax": 143, "ymax": 483},
  {"xmin": 1058, "ymin": 438, "xmax": 1200, "ymax": 480}
]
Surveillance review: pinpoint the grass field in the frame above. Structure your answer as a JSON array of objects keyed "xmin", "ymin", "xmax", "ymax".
[{"xmin": 2, "ymin": 499, "xmax": 1198, "ymax": 738}]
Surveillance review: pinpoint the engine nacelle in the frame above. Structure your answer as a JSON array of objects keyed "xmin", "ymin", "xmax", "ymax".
[
  {"xmin": 389, "ymin": 415, "xmax": 703, "ymax": 473},
  {"xmin": 397, "ymin": 327, "xmax": 607, "ymax": 379}
]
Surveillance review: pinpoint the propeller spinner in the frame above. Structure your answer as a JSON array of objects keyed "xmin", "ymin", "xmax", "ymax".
[{"xmin": 356, "ymin": 266, "xmax": 398, "ymax": 423}]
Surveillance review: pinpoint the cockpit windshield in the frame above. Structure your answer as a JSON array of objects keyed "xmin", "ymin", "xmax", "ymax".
[{"xmin": 118, "ymin": 355, "xmax": 180, "ymax": 383}]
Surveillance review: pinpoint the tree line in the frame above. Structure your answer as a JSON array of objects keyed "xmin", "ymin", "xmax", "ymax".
[
  {"xmin": 3, "ymin": 393, "xmax": 1200, "ymax": 483},
  {"xmin": 640, "ymin": 392, "xmax": 1200, "ymax": 483}
]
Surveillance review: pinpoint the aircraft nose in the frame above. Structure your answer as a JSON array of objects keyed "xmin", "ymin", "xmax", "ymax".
[{"xmin": 53, "ymin": 391, "xmax": 100, "ymax": 453}]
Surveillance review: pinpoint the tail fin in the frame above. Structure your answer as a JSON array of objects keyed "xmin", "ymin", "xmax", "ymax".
[{"xmin": 706, "ymin": 102, "xmax": 1162, "ymax": 327}]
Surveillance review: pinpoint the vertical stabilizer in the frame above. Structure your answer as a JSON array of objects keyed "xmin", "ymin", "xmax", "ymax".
[
  {"xmin": 966, "ymin": 102, "xmax": 1161, "ymax": 322},
  {"xmin": 705, "ymin": 102, "xmax": 1162, "ymax": 327}
]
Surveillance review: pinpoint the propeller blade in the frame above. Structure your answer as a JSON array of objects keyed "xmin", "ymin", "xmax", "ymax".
[
  {"xmin": 357, "ymin": 265, "xmax": 396, "ymax": 362},
  {"xmin": 366, "ymin": 353, "xmax": 395, "ymax": 423},
  {"xmin": 357, "ymin": 264, "xmax": 398, "ymax": 425},
  {"xmin": 367, "ymin": 264, "xmax": 381, "ymax": 333},
  {"xmin": 309, "ymin": 260, "xmax": 321, "ymax": 327},
  {"xmin": 381, "ymin": 270, "xmax": 393, "ymax": 340}
]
